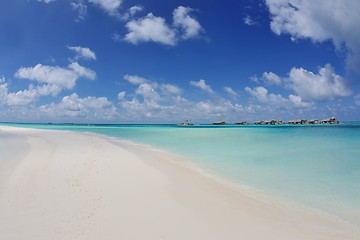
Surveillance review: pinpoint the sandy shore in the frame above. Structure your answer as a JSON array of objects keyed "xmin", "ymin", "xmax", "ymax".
[{"xmin": 0, "ymin": 126, "xmax": 359, "ymax": 240}]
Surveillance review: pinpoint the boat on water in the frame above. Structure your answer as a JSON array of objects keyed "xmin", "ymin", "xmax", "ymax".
[
  {"xmin": 178, "ymin": 120, "xmax": 194, "ymax": 126},
  {"xmin": 212, "ymin": 121, "xmax": 227, "ymax": 125}
]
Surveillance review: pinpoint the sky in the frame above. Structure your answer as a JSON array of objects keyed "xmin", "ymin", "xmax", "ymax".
[{"xmin": 0, "ymin": 0, "xmax": 360, "ymax": 123}]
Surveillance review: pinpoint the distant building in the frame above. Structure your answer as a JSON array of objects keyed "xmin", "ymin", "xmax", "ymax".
[
  {"xmin": 288, "ymin": 119, "xmax": 306, "ymax": 124},
  {"xmin": 212, "ymin": 121, "xmax": 226, "ymax": 125},
  {"xmin": 321, "ymin": 117, "xmax": 339, "ymax": 124},
  {"xmin": 235, "ymin": 121, "xmax": 248, "ymax": 125},
  {"xmin": 254, "ymin": 120, "xmax": 284, "ymax": 125},
  {"xmin": 306, "ymin": 119, "xmax": 319, "ymax": 124}
]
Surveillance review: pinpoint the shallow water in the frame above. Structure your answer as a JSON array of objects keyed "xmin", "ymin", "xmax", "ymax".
[{"xmin": 2, "ymin": 123, "xmax": 360, "ymax": 225}]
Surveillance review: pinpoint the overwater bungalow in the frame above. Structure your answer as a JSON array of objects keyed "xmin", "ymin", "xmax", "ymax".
[
  {"xmin": 254, "ymin": 120, "xmax": 284, "ymax": 125},
  {"xmin": 321, "ymin": 117, "xmax": 339, "ymax": 124},
  {"xmin": 288, "ymin": 119, "xmax": 306, "ymax": 124},
  {"xmin": 306, "ymin": 119, "xmax": 319, "ymax": 124},
  {"xmin": 212, "ymin": 121, "xmax": 227, "ymax": 125},
  {"xmin": 235, "ymin": 121, "xmax": 248, "ymax": 125}
]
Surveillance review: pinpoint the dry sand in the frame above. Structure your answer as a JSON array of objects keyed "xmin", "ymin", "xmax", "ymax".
[{"xmin": 0, "ymin": 126, "xmax": 359, "ymax": 240}]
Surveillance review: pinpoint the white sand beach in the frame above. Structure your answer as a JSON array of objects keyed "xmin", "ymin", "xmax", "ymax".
[{"xmin": 0, "ymin": 126, "xmax": 359, "ymax": 240}]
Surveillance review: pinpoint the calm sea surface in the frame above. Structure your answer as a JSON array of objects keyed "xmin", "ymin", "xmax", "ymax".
[{"xmin": 1, "ymin": 123, "xmax": 360, "ymax": 225}]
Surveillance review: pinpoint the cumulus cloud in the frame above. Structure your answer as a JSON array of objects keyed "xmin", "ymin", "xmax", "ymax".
[
  {"xmin": 71, "ymin": 0, "xmax": 88, "ymax": 21},
  {"xmin": 0, "ymin": 81, "xmax": 62, "ymax": 106},
  {"xmin": 190, "ymin": 79, "xmax": 214, "ymax": 94},
  {"xmin": 6, "ymin": 89, "xmax": 38, "ymax": 106},
  {"xmin": 117, "ymin": 91, "xmax": 126, "ymax": 100},
  {"xmin": 88, "ymin": 0, "xmax": 122, "ymax": 16},
  {"xmin": 245, "ymin": 86, "xmax": 287, "ymax": 107},
  {"xmin": 223, "ymin": 86, "xmax": 239, "ymax": 98},
  {"xmin": 0, "ymin": 77, "xmax": 8, "ymax": 104},
  {"xmin": 173, "ymin": 6, "xmax": 204, "ymax": 40},
  {"xmin": 245, "ymin": 86, "xmax": 312, "ymax": 109},
  {"xmin": 123, "ymin": 74, "xmax": 148, "ymax": 85},
  {"xmin": 288, "ymin": 94, "xmax": 313, "ymax": 109},
  {"xmin": 40, "ymin": 93, "xmax": 116, "ymax": 119},
  {"xmin": 117, "ymin": 75, "xmax": 248, "ymax": 122},
  {"xmin": 120, "ymin": 75, "xmax": 182, "ymax": 113},
  {"xmin": 287, "ymin": 64, "xmax": 351, "ymax": 101},
  {"xmin": 37, "ymin": 0, "xmax": 55, "ymax": 3},
  {"xmin": 135, "ymin": 83, "xmax": 161, "ymax": 109},
  {"xmin": 243, "ymin": 16, "xmax": 256, "ymax": 26},
  {"xmin": 123, "ymin": 6, "xmax": 204, "ymax": 46},
  {"xmin": 68, "ymin": 62, "xmax": 96, "ymax": 80},
  {"xmin": 355, "ymin": 94, "xmax": 360, "ymax": 106},
  {"xmin": 246, "ymin": 64, "xmax": 349, "ymax": 109},
  {"xmin": 15, "ymin": 62, "xmax": 95, "ymax": 89},
  {"xmin": 160, "ymin": 83, "xmax": 182, "ymax": 95},
  {"xmin": 121, "ymin": 5, "xmax": 144, "ymax": 21},
  {"xmin": 68, "ymin": 46, "xmax": 96, "ymax": 60},
  {"xmin": 124, "ymin": 13, "xmax": 177, "ymax": 46},
  {"xmin": 35, "ymin": 84, "xmax": 62, "ymax": 96},
  {"xmin": 262, "ymin": 72, "xmax": 282, "ymax": 85},
  {"xmin": 266, "ymin": 0, "xmax": 360, "ymax": 73},
  {"xmin": 128, "ymin": 5, "xmax": 143, "ymax": 16}
]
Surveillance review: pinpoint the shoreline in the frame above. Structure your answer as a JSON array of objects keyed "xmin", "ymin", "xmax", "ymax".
[{"xmin": 0, "ymin": 126, "xmax": 359, "ymax": 239}]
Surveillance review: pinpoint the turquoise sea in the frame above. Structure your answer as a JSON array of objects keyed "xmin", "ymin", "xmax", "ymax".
[{"xmin": 1, "ymin": 123, "xmax": 360, "ymax": 226}]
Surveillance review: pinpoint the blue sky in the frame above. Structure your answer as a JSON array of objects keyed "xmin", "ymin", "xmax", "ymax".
[{"xmin": 1, "ymin": 0, "xmax": 359, "ymax": 123}]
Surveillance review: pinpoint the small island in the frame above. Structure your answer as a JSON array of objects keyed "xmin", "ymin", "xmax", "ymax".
[{"xmin": 241, "ymin": 117, "xmax": 340, "ymax": 125}]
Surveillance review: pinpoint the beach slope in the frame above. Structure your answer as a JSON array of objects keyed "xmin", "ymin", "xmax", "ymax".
[{"xmin": 0, "ymin": 126, "xmax": 359, "ymax": 240}]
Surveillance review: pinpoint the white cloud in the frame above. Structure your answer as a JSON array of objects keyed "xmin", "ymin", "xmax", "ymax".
[
  {"xmin": 124, "ymin": 13, "xmax": 177, "ymax": 46},
  {"xmin": 15, "ymin": 62, "xmax": 95, "ymax": 89},
  {"xmin": 35, "ymin": 84, "xmax": 62, "ymax": 96},
  {"xmin": 288, "ymin": 64, "xmax": 351, "ymax": 101},
  {"xmin": 6, "ymin": 89, "xmax": 38, "ymax": 106},
  {"xmin": 160, "ymin": 83, "xmax": 182, "ymax": 95},
  {"xmin": 262, "ymin": 72, "xmax": 282, "ymax": 85},
  {"xmin": 135, "ymin": 83, "xmax": 161, "ymax": 109},
  {"xmin": 250, "ymin": 72, "xmax": 282, "ymax": 85},
  {"xmin": 112, "ymin": 33, "xmax": 122, "ymax": 42},
  {"xmin": 40, "ymin": 93, "xmax": 116, "ymax": 119},
  {"xmin": 118, "ymin": 75, "xmax": 242, "ymax": 122},
  {"xmin": 245, "ymin": 64, "xmax": 349, "ymax": 110},
  {"xmin": 68, "ymin": 62, "xmax": 96, "ymax": 80},
  {"xmin": 223, "ymin": 86, "xmax": 239, "ymax": 98},
  {"xmin": 15, "ymin": 64, "xmax": 78, "ymax": 89},
  {"xmin": 121, "ymin": 5, "xmax": 144, "ymax": 21},
  {"xmin": 123, "ymin": 74, "xmax": 147, "ymax": 85},
  {"xmin": 68, "ymin": 46, "xmax": 96, "ymax": 60},
  {"xmin": 355, "ymin": 94, "xmax": 360, "ymax": 106},
  {"xmin": 243, "ymin": 16, "xmax": 256, "ymax": 26},
  {"xmin": 71, "ymin": 0, "xmax": 88, "ymax": 21},
  {"xmin": 123, "ymin": 6, "xmax": 204, "ymax": 46},
  {"xmin": 37, "ymin": 0, "xmax": 55, "ymax": 3},
  {"xmin": 288, "ymin": 94, "xmax": 313, "ymax": 109},
  {"xmin": 88, "ymin": 0, "xmax": 122, "ymax": 16},
  {"xmin": 266, "ymin": 0, "xmax": 360, "ymax": 73},
  {"xmin": 128, "ymin": 5, "xmax": 143, "ymax": 16},
  {"xmin": 0, "ymin": 77, "xmax": 8, "ymax": 104},
  {"xmin": 190, "ymin": 79, "xmax": 214, "ymax": 94},
  {"xmin": 173, "ymin": 6, "xmax": 203, "ymax": 40},
  {"xmin": 117, "ymin": 91, "xmax": 126, "ymax": 100},
  {"xmin": 1, "ymin": 76, "xmax": 64, "ymax": 106},
  {"xmin": 245, "ymin": 86, "xmax": 312, "ymax": 109},
  {"xmin": 245, "ymin": 86, "xmax": 287, "ymax": 107}
]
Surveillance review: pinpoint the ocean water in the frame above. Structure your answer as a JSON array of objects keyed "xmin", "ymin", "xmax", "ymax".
[{"xmin": 2, "ymin": 123, "xmax": 360, "ymax": 225}]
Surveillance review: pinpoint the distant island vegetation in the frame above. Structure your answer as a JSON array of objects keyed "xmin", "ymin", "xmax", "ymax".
[{"xmin": 211, "ymin": 117, "xmax": 340, "ymax": 125}]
